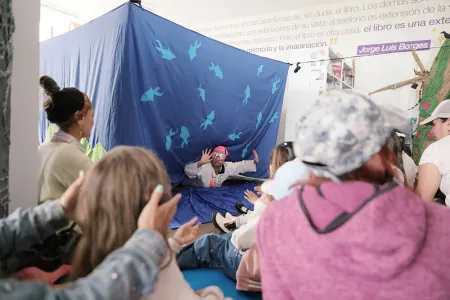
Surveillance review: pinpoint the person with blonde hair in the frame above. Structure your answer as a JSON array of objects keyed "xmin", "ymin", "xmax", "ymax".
[
  {"xmin": 70, "ymin": 146, "xmax": 228, "ymax": 300},
  {"xmin": 213, "ymin": 142, "xmax": 296, "ymax": 233},
  {"xmin": 0, "ymin": 170, "xmax": 182, "ymax": 299},
  {"xmin": 178, "ymin": 142, "xmax": 308, "ymax": 281}
]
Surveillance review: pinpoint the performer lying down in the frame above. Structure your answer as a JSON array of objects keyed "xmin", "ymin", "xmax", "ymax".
[
  {"xmin": 184, "ymin": 146, "xmax": 258, "ymax": 188},
  {"xmin": 177, "ymin": 142, "xmax": 308, "ymax": 281}
]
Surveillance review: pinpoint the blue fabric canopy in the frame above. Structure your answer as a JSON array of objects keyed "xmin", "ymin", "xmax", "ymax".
[{"xmin": 40, "ymin": 3, "xmax": 289, "ymax": 185}]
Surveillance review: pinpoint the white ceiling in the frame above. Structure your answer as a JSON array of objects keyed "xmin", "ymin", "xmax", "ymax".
[{"xmin": 41, "ymin": 0, "xmax": 343, "ymax": 26}]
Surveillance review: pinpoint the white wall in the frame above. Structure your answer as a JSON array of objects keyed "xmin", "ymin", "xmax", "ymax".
[
  {"xmin": 10, "ymin": 0, "xmax": 40, "ymax": 211},
  {"xmin": 40, "ymin": 0, "xmax": 448, "ymax": 143},
  {"xmin": 40, "ymin": 6, "xmax": 82, "ymax": 42},
  {"xmin": 179, "ymin": 0, "xmax": 448, "ymax": 140}
]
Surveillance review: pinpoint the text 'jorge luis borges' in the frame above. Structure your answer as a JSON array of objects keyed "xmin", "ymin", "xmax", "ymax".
[{"xmin": 357, "ymin": 40, "xmax": 431, "ymax": 55}]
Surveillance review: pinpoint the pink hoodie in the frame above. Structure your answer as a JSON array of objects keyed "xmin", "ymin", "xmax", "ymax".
[{"xmin": 257, "ymin": 182, "xmax": 450, "ymax": 300}]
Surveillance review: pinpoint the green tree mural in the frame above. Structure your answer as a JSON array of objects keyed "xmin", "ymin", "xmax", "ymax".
[{"xmin": 413, "ymin": 39, "xmax": 450, "ymax": 162}]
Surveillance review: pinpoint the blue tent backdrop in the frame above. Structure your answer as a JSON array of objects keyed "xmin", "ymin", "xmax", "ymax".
[{"xmin": 39, "ymin": 3, "xmax": 289, "ymax": 186}]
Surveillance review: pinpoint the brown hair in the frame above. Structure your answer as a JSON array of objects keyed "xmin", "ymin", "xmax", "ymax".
[
  {"xmin": 298, "ymin": 144, "xmax": 400, "ymax": 187},
  {"xmin": 339, "ymin": 144, "xmax": 398, "ymax": 185},
  {"xmin": 386, "ymin": 131, "xmax": 404, "ymax": 172},
  {"xmin": 40, "ymin": 75, "xmax": 92, "ymax": 130},
  {"xmin": 269, "ymin": 141, "xmax": 296, "ymax": 179},
  {"xmin": 69, "ymin": 146, "xmax": 172, "ymax": 280}
]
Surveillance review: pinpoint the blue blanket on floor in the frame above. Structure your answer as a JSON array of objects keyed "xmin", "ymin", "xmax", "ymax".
[
  {"xmin": 170, "ymin": 182, "xmax": 256, "ymax": 229},
  {"xmin": 183, "ymin": 269, "xmax": 262, "ymax": 300}
]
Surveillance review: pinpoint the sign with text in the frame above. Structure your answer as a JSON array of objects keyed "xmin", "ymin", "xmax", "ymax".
[{"xmin": 357, "ymin": 40, "xmax": 431, "ymax": 55}]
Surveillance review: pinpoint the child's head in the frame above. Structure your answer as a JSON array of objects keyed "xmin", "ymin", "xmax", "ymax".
[
  {"xmin": 261, "ymin": 141, "xmax": 305, "ymax": 200},
  {"xmin": 211, "ymin": 145, "xmax": 228, "ymax": 167},
  {"xmin": 70, "ymin": 146, "xmax": 171, "ymax": 280},
  {"xmin": 40, "ymin": 75, "xmax": 94, "ymax": 138},
  {"xmin": 269, "ymin": 141, "xmax": 296, "ymax": 179}
]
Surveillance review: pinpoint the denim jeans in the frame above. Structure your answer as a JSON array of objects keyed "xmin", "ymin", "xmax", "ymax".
[{"xmin": 177, "ymin": 232, "xmax": 242, "ymax": 281}]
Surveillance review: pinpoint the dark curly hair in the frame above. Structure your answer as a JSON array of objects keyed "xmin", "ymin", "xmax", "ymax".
[{"xmin": 40, "ymin": 75, "xmax": 92, "ymax": 129}]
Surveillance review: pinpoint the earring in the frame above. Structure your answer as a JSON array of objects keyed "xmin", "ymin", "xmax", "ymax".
[{"xmin": 79, "ymin": 126, "xmax": 83, "ymax": 137}]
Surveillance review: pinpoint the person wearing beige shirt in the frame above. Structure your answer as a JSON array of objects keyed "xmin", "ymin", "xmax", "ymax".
[{"xmin": 38, "ymin": 76, "xmax": 94, "ymax": 205}]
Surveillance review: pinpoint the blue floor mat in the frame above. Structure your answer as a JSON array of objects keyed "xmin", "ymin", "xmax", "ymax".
[
  {"xmin": 183, "ymin": 269, "xmax": 262, "ymax": 300},
  {"xmin": 170, "ymin": 182, "xmax": 256, "ymax": 229}
]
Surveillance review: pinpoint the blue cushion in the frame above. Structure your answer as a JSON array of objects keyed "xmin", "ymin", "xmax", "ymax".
[{"xmin": 182, "ymin": 269, "xmax": 262, "ymax": 300}]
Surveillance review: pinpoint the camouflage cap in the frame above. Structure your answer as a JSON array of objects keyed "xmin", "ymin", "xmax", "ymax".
[{"xmin": 294, "ymin": 90, "xmax": 409, "ymax": 179}]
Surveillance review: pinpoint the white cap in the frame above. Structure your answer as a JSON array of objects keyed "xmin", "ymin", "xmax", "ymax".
[
  {"xmin": 420, "ymin": 100, "xmax": 450, "ymax": 125},
  {"xmin": 261, "ymin": 159, "xmax": 309, "ymax": 201}
]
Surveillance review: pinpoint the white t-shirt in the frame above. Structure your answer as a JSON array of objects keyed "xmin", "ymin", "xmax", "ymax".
[
  {"xmin": 184, "ymin": 160, "xmax": 256, "ymax": 187},
  {"xmin": 419, "ymin": 135, "xmax": 450, "ymax": 206},
  {"xmin": 231, "ymin": 194, "xmax": 269, "ymax": 252}
]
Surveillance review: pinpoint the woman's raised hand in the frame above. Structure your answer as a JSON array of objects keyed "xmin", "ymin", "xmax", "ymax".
[
  {"xmin": 138, "ymin": 185, "xmax": 180, "ymax": 236},
  {"xmin": 199, "ymin": 149, "xmax": 213, "ymax": 166},
  {"xmin": 173, "ymin": 216, "xmax": 200, "ymax": 246}
]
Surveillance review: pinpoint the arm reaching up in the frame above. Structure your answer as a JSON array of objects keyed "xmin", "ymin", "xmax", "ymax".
[
  {"xmin": 225, "ymin": 150, "xmax": 258, "ymax": 176},
  {"xmin": 184, "ymin": 149, "xmax": 213, "ymax": 179}
]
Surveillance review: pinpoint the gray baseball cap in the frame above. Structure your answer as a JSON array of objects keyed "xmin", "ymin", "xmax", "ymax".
[
  {"xmin": 419, "ymin": 100, "xmax": 450, "ymax": 125},
  {"xmin": 294, "ymin": 90, "xmax": 409, "ymax": 180}
]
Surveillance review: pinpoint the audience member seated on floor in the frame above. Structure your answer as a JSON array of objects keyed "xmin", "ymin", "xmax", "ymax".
[
  {"xmin": 257, "ymin": 90, "xmax": 450, "ymax": 300},
  {"xmin": 184, "ymin": 146, "xmax": 258, "ymax": 188},
  {"xmin": 416, "ymin": 100, "xmax": 450, "ymax": 206},
  {"xmin": 212, "ymin": 142, "xmax": 296, "ymax": 233},
  {"xmin": 177, "ymin": 142, "xmax": 308, "ymax": 281},
  {"xmin": 0, "ymin": 172, "xmax": 179, "ymax": 300},
  {"xmin": 395, "ymin": 131, "xmax": 418, "ymax": 188},
  {"xmin": 68, "ymin": 146, "xmax": 228, "ymax": 300},
  {"xmin": 386, "ymin": 131, "xmax": 407, "ymax": 187},
  {"xmin": 38, "ymin": 76, "xmax": 94, "ymax": 205}
]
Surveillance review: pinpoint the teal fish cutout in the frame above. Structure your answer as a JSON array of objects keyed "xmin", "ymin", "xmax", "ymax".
[
  {"xmin": 209, "ymin": 63, "xmax": 223, "ymax": 79},
  {"xmin": 269, "ymin": 112, "xmax": 279, "ymax": 123},
  {"xmin": 165, "ymin": 128, "xmax": 178, "ymax": 151},
  {"xmin": 141, "ymin": 87, "xmax": 164, "ymax": 102},
  {"xmin": 198, "ymin": 84, "xmax": 206, "ymax": 102},
  {"xmin": 256, "ymin": 112, "xmax": 262, "ymax": 129},
  {"xmin": 272, "ymin": 77, "xmax": 281, "ymax": 94},
  {"xmin": 155, "ymin": 40, "xmax": 176, "ymax": 60},
  {"xmin": 189, "ymin": 40, "xmax": 202, "ymax": 61},
  {"xmin": 228, "ymin": 132, "xmax": 242, "ymax": 141},
  {"xmin": 257, "ymin": 65, "xmax": 264, "ymax": 76},
  {"xmin": 180, "ymin": 126, "xmax": 190, "ymax": 148},
  {"xmin": 242, "ymin": 143, "xmax": 251, "ymax": 158},
  {"xmin": 200, "ymin": 110, "xmax": 215, "ymax": 130},
  {"xmin": 242, "ymin": 85, "xmax": 251, "ymax": 105}
]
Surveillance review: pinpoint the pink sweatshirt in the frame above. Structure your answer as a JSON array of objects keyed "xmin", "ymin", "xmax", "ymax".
[{"xmin": 257, "ymin": 181, "xmax": 450, "ymax": 300}]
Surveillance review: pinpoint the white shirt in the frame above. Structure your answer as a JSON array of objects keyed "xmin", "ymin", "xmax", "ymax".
[
  {"xmin": 402, "ymin": 152, "xmax": 418, "ymax": 188},
  {"xmin": 231, "ymin": 194, "xmax": 269, "ymax": 252},
  {"xmin": 184, "ymin": 161, "xmax": 256, "ymax": 187},
  {"xmin": 419, "ymin": 135, "xmax": 450, "ymax": 206}
]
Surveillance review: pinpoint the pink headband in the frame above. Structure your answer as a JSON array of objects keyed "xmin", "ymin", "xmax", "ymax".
[{"xmin": 213, "ymin": 146, "xmax": 228, "ymax": 157}]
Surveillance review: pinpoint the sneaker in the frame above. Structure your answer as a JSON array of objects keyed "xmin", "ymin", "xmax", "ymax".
[
  {"xmin": 212, "ymin": 212, "xmax": 237, "ymax": 233},
  {"xmin": 224, "ymin": 212, "xmax": 237, "ymax": 221},
  {"xmin": 236, "ymin": 202, "xmax": 250, "ymax": 215}
]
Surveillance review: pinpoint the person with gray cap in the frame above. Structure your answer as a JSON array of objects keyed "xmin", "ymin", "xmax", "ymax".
[
  {"xmin": 256, "ymin": 91, "xmax": 450, "ymax": 300},
  {"xmin": 415, "ymin": 100, "xmax": 450, "ymax": 205}
]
